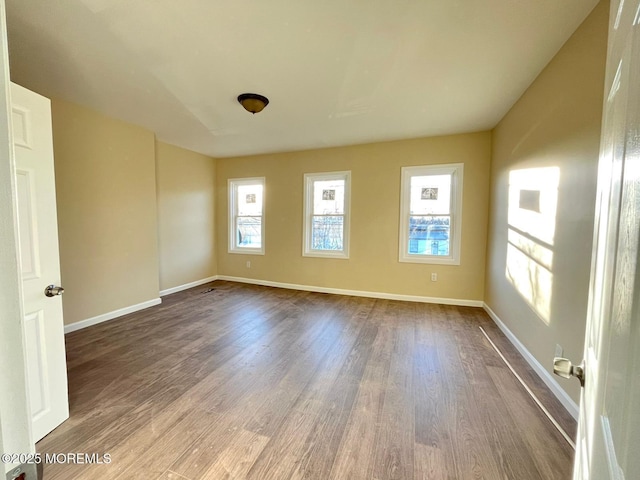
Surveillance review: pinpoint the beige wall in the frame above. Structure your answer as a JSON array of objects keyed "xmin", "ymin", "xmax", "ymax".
[
  {"xmin": 485, "ymin": 1, "xmax": 608, "ymax": 402},
  {"xmin": 156, "ymin": 141, "xmax": 217, "ymax": 291},
  {"xmin": 51, "ymin": 99, "xmax": 160, "ymax": 325},
  {"xmin": 216, "ymin": 132, "xmax": 491, "ymax": 301}
]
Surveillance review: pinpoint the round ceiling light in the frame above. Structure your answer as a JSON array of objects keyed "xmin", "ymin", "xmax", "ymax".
[{"xmin": 237, "ymin": 93, "xmax": 269, "ymax": 114}]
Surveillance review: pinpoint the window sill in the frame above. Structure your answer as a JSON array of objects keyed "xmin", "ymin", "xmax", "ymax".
[
  {"xmin": 303, "ymin": 250, "xmax": 349, "ymax": 259},
  {"xmin": 398, "ymin": 255, "xmax": 459, "ymax": 265},
  {"xmin": 229, "ymin": 248, "xmax": 265, "ymax": 255}
]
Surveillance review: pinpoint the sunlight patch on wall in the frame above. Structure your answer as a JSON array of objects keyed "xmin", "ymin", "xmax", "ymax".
[
  {"xmin": 508, "ymin": 167, "xmax": 560, "ymax": 245},
  {"xmin": 506, "ymin": 242, "xmax": 554, "ymax": 324},
  {"xmin": 508, "ymin": 228, "xmax": 553, "ymax": 271},
  {"xmin": 506, "ymin": 167, "xmax": 559, "ymax": 324}
]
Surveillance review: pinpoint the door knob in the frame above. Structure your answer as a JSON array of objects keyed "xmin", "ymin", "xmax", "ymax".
[
  {"xmin": 553, "ymin": 357, "xmax": 585, "ymax": 387},
  {"xmin": 44, "ymin": 285, "xmax": 64, "ymax": 297}
]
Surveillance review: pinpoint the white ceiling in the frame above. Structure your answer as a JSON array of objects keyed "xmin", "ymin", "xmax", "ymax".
[{"xmin": 6, "ymin": 0, "xmax": 599, "ymax": 158}]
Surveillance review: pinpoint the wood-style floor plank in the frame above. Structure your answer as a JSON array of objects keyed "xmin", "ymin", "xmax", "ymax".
[
  {"xmin": 200, "ymin": 429, "xmax": 269, "ymax": 480},
  {"xmin": 435, "ymin": 310, "xmax": 505, "ymax": 480},
  {"xmin": 487, "ymin": 365, "xmax": 573, "ymax": 479},
  {"xmin": 370, "ymin": 301, "xmax": 415, "ymax": 480},
  {"xmin": 328, "ymin": 303, "xmax": 393, "ymax": 480},
  {"xmin": 37, "ymin": 281, "xmax": 575, "ymax": 479}
]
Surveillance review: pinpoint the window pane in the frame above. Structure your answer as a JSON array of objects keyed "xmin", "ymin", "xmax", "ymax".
[
  {"xmin": 311, "ymin": 215, "xmax": 343, "ymax": 250},
  {"xmin": 237, "ymin": 184, "xmax": 263, "ymax": 216},
  {"xmin": 410, "ymin": 174, "xmax": 451, "ymax": 215},
  {"xmin": 313, "ymin": 179, "xmax": 345, "ymax": 215},
  {"xmin": 408, "ymin": 216, "xmax": 450, "ymax": 256},
  {"xmin": 237, "ymin": 216, "xmax": 262, "ymax": 248}
]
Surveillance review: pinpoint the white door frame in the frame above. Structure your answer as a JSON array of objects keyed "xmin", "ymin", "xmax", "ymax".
[{"xmin": 0, "ymin": 0, "xmax": 36, "ymax": 476}]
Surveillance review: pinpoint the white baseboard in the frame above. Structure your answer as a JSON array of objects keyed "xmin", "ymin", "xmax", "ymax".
[
  {"xmin": 216, "ymin": 275, "xmax": 483, "ymax": 307},
  {"xmin": 64, "ymin": 298, "xmax": 162, "ymax": 334},
  {"xmin": 483, "ymin": 303, "xmax": 579, "ymax": 420},
  {"xmin": 159, "ymin": 275, "xmax": 219, "ymax": 297}
]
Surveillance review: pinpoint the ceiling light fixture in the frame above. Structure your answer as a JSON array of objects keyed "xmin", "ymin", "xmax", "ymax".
[{"xmin": 237, "ymin": 93, "xmax": 269, "ymax": 114}]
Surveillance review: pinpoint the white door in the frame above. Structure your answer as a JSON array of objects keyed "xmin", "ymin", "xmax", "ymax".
[
  {"xmin": 11, "ymin": 82, "xmax": 69, "ymax": 442},
  {"xmin": 572, "ymin": 0, "xmax": 640, "ymax": 478}
]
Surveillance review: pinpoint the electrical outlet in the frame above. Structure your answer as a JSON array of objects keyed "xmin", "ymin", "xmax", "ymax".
[
  {"xmin": 555, "ymin": 344, "xmax": 564, "ymax": 358},
  {"xmin": 246, "ymin": 261, "xmax": 251, "ymax": 268},
  {"xmin": 431, "ymin": 273, "xmax": 437, "ymax": 281}
]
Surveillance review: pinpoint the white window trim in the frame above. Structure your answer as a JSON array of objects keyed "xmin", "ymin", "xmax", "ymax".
[
  {"xmin": 399, "ymin": 163, "xmax": 463, "ymax": 265},
  {"xmin": 303, "ymin": 171, "xmax": 351, "ymax": 259},
  {"xmin": 228, "ymin": 177, "xmax": 265, "ymax": 255}
]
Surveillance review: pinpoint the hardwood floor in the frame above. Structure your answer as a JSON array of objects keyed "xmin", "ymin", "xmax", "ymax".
[{"xmin": 37, "ymin": 281, "xmax": 576, "ymax": 479}]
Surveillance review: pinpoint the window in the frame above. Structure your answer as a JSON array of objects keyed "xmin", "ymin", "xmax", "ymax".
[
  {"xmin": 399, "ymin": 164, "xmax": 463, "ymax": 265},
  {"xmin": 228, "ymin": 177, "xmax": 265, "ymax": 254},
  {"xmin": 303, "ymin": 171, "xmax": 351, "ymax": 258}
]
